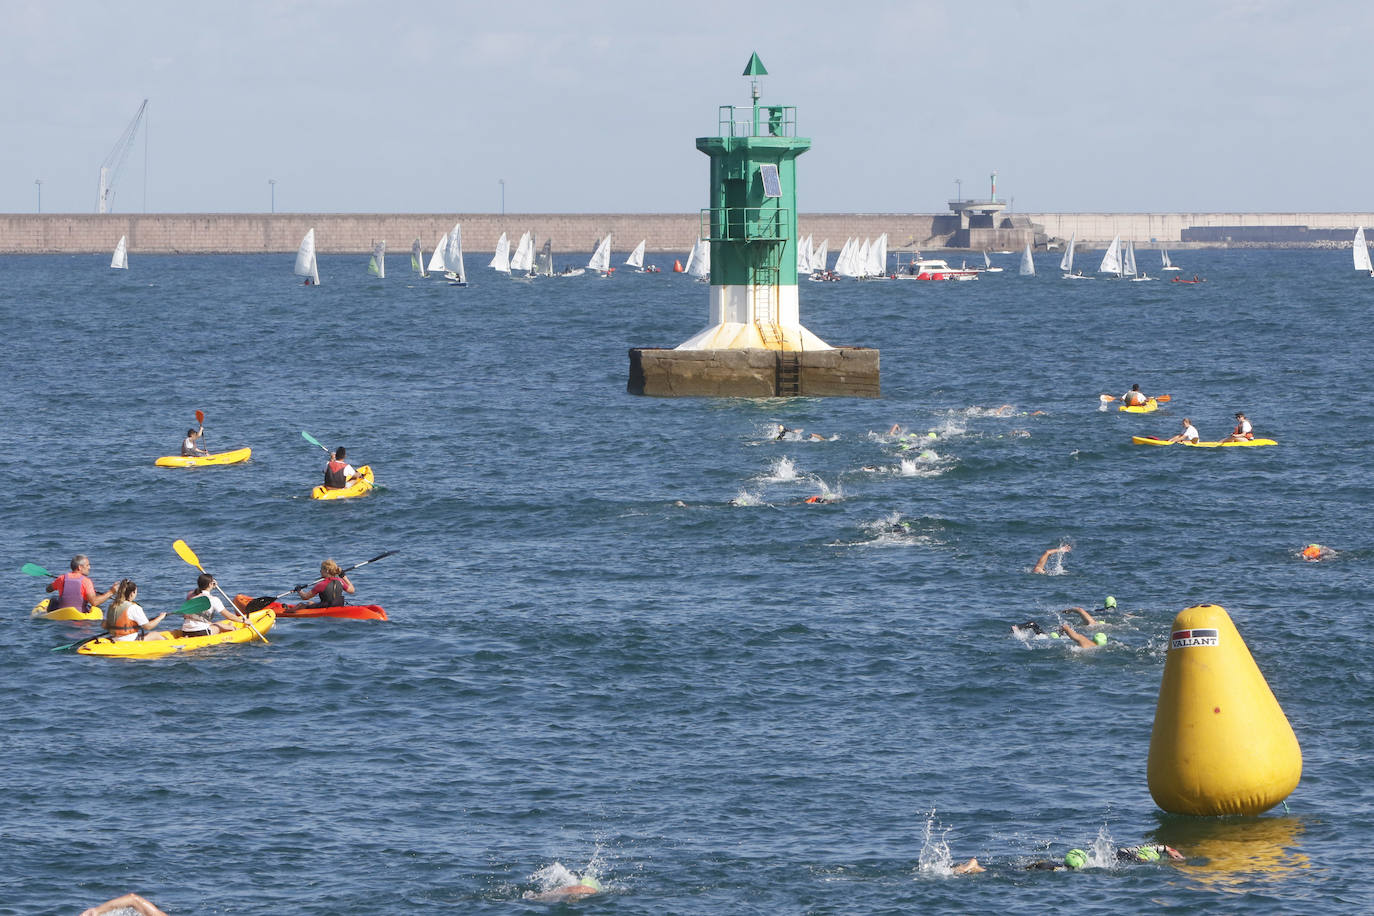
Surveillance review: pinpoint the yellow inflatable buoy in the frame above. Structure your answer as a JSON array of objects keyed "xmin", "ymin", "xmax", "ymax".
[{"xmin": 1147, "ymin": 604, "xmax": 1301, "ymax": 816}]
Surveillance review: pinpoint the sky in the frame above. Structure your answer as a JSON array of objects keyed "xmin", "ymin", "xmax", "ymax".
[{"xmin": 4, "ymin": 0, "xmax": 1371, "ymax": 215}]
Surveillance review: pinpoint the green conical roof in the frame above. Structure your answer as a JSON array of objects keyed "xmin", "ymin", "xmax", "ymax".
[{"xmin": 742, "ymin": 52, "xmax": 768, "ymax": 76}]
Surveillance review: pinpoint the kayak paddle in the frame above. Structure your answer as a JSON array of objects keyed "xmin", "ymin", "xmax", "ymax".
[
  {"xmin": 21, "ymin": 563, "xmax": 54, "ymax": 578},
  {"xmin": 195, "ymin": 409, "xmax": 208, "ymax": 452},
  {"xmin": 171, "ymin": 539, "xmax": 270, "ymax": 644},
  {"xmin": 242, "ymin": 550, "xmax": 398, "ymax": 613},
  {"xmin": 53, "ymin": 595, "xmax": 211, "ymax": 652},
  {"xmin": 301, "ymin": 430, "xmax": 332, "ymax": 455}
]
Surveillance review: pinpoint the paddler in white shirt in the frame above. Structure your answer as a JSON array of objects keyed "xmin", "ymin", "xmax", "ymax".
[{"xmin": 1167, "ymin": 418, "xmax": 1200, "ymax": 444}]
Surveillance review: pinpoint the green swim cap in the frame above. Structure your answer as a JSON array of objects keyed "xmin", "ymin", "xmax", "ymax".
[
  {"xmin": 927, "ymin": 431, "xmax": 938, "ymax": 438},
  {"xmin": 579, "ymin": 875, "xmax": 602, "ymax": 891},
  {"xmin": 1136, "ymin": 846, "xmax": 1160, "ymax": 862},
  {"xmin": 1093, "ymin": 632, "xmax": 1108, "ymax": 646},
  {"xmin": 1050, "ymin": 631, "xmax": 1062, "ymax": 638},
  {"xmin": 1064, "ymin": 849, "xmax": 1087, "ymax": 869},
  {"xmin": 1104, "ymin": 596, "xmax": 1117, "ymax": 609}
]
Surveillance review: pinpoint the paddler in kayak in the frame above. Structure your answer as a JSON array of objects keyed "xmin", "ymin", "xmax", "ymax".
[
  {"xmin": 1166, "ymin": 417, "xmax": 1200, "ymax": 444},
  {"xmin": 294, "ymin": 559, "xmax": 356, "ymax": 607},
  {"xmin": 42, "ymin": 554, "xmax": 118, "ymax": 614},
  {"xmin": 181, "ymin": 426, "xmax": 209, "ymax": 457},
  {"xmin": 1220, "ymin": 411, "xmax": 1254, "ymax": 443},
  {"xmin": 1122, "ymin": 384, "xmax": 1148, "ymax": 407},
  {"xmin": 322, "ymin": 446, "xmax": 360, "ymax": 489},
  {"xmin": 105, "ymin": 579, "xmax": 167, "ymax": 641},
  {"xmin": 179, "ymin": 573, "xmax": 244, "ymax": 637}
]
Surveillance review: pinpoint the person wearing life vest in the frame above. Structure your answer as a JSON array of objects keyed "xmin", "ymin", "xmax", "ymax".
[
  {"xmin": 295, "ymin": 559, "xmax": 356, "ymax": 607},
  {"xmin": 1122, "ymin": 384, "xmax": 1148, "ymax": 407},
  {"xmin": 105, "ymin": 579, "xmax": 166, "ymax": 642},
  {"xmin": 180, "ymin": 573, "xmax": 243, "ymax": 637},
  {"xmin": 1221, "ymin": 411, "xmax": 1254, "ymax": 442},
  {"xmin": 44, "ymin": 554, "xmax": 117, "ymax": 614},
  {"xmin": 323, "ymin": 446, "xmax": 359, "ymax": 489},
  {"xmin": 181, "ymin": 426, "xmax": 208, "ymax": 457}
]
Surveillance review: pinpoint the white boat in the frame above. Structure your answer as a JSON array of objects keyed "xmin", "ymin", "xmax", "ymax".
[
  {"xmin": 625, "ymin": 239, "xmax": 647, "ymax": 272},
  {"xmin": 509, "ymin": 231, "xmax": 535, "ymax": 278},
  {"xmin": 897, "ymin": 258, "xmax": 979, "ymax": 281},
  {"xmin": 411, "ymin": 238, "xmax": 428, "ymax": 278},
  {"xmin": 444, "ymin": 223, "xmax": 467, "ymax": 286},
  {"xmin": 536, "ymin": 239, "xmax": 554, "ymax": 277},
  {"xmin": 427, "ymin": 232, "xmax": 447, "ymax": 275},
  {"xmin": 684, "ymin": 238, "xmax": 710, "ymax": 281},
  {"xmin": 1060, "ymin": 232, "xmax": 1089, "ymax": 279},
  {"xmin": 1160, "ymin": 246, "xmax": 1181, "ymax": 271},
  {"xmin": 1019, "ymin": 242, "xmax": 1035, "ymax": 276},
  {"xmin": 1355, "ymin": 227, "xmax": 1374, "ymax": 276},
  {"xmin": 367, "ymin": 240, "xmax": 386, "ymax": 278},
  {"xmin": 489, "ymin": 232, "xmax": 510, "ymax": 275},
  {"xmin": 1098, "ymin": 235, "xmax": 1122, "ymax": 276},
  {"xmin": 558, "ymin": 266, "xmax": 586, "ymax": 278},
  {"xmin": 981, "ymin": 250, "xmax": 1003, "ymax": 273},
  {"xmin": 294, "ymin": 228, "xmax": 320, "ymax": 285},
  {"xmin": 587, "ymin": 233, "xmax": 613, "ymax": 276},
  {"xmin": 810, "ymin": 238, "xmax": 829, "ymax": 274},
  {"xmin": 110, "ymin": 235, "xmax": 128, "ymax": 270}
]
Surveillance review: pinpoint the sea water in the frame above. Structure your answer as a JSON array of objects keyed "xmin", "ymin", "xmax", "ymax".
[{"xmin": 0, "ymin": 249, "xmax": 1369, "ymax": 913}]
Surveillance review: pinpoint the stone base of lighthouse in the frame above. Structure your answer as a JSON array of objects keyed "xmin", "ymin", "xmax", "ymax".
[{"xmin": 627, "ymin": 346, "xmax": 880, "ymax": 398}]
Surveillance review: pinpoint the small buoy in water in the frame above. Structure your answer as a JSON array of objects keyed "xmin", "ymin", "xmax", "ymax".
[{"xmin": 1147, "ymin": 604, "xmax": 1301, "ymax": 816}]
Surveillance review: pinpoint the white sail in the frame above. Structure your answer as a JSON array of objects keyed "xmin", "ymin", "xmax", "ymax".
[
  {"xmin": 411, "ymin": 238, "xmax": 428, "ymax": 278},
  {"xmin": 587, "ymin": 233, "xmax": 613, "ymax": 273},
  {"xmin": 537, "ymin": 239, "xmax": 553, "ymax": 277},
  {"xmin": 294, "ymin": 228, "xmax": 320, "ymax": 285},
  {"xmin": 1160, "ymin": 246, "xmax": 1173, "ymax": 269},
  {"xmin": 1098, "ymin": 235, "xmax": 1122, "ymax": 275},
  {"xmin": 110, "ymin": 235, "xmax": 128, "ymax": 270},
  {"xmin": 1059, "ymin": 233, "xmax": 1075, "ymax": 274},
  {"xmin": 625, "ymin": 239, "xmax": 646, "ymax": 269},
  {"xmin": 797, "ymin": 234, "xmax": 812, "ymax": 273},
  {"xmin": 855, "ymin": 239, "xmax": 872, "ymax": 277},
  {"xmin": 811, "ymin": 239, "xmax": 829, "ymax": 273},
  {"xmin": 1355, "ymin": 227, "xmax": 1373, "ymax": 274},
  {"xmin": 868, "ymin": 233, "xmax": 888, "ymax": 277},
  {"xmin": 428, "ymin": 233, "xmax": 447, "ymax": 274},
  {"xmin": 489, "ymin": 232, "xmax": 510, "ymax": 274},
  {"xmin": 833, "ymin": 238, "xmax": 854, "ymax": 277},
  {"xmin": 510, "ymin": 231, "xmax": 535, "ymax": 274},
  {"xmin": 1122, "ymin": 240, "xmax": 1137, "ymax": 277},
  {"xmin": 685, "ymin": 238, "xmax": 710, "ymax": 279},
  {"xmin": 1019, "ymin": 242, "xmax": 1035, "ymax": 276},
  {"xmin": 368, "ymin": 240, "xmax": 386, "ymax": 278},
  {"xmin": 445, "ymin": 223, "xmax": 466, "ymax": 283}
]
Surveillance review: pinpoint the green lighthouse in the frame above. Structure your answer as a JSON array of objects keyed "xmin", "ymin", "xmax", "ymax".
[{"xmin": 627, "ymin": 54, "xmax": 879, "ymax": 398}]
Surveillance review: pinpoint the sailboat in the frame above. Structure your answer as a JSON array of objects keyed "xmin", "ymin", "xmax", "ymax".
[
  {"xmin": 1124, "ymin": 241, "xmax": 1152, "ymax": 280},
  {"xmin": 684, "ymin": 238, "xmax": 710, "ymax": 282},
  {"xmin": 1019, "ymin": 242, "xmax": 1035, "ymax": 276},
  {"xmin": 411, "ymin": 238, "xmax": 428, "ymax": 278},
  {"xmin": 981, "ymin": 250, "xmax": 1003, "ymax": 273},
  {"xmin": 625, "ymin": 239, "xmax": 648, "ymax": 272},
  {"xmin": 1098, "ymin": 235, "xmax": 1123, "ymax": 276},
  {"xmin": 1354, "ymin": 227, "xmax": 1374, "ymax": 276},
  {"xmin": 1160, "ymin": 246, "xmax": 1181, "ymax": 271},
  {"xmin": 110, "ymin": 236, "xmax": 128, "ymax": 270},
  {"xmin": 797, "ymin": 235, "xmax": 813, "ymax": 275},
  {"xmin": 489, "ymin": 232, "xmax": 510, "ymax": 275},
  {"xmin": 368, "ymin": 241, "xmax": 386, "ymax": 279},
  {"xmin": 427, "ymin": 232, "xmax": 447, "ymax": 276},
  {"xmin": 810, "ymin": 238, "xmax": 829, "ymax": 277},
  {"xmin": 866, "ymin": 233, "xmax": 890, "ymax": 278},
  {"xmin": 444, "ymin": 223, "xmax": 467, "ymax": 286},
  {"xmin": 536, "ymin": 239, "xmax": 554, "ymax": 277},
  {"xmin": 509, "ymin": 231, "xmax": 536, "ymax": 279},
  {"xmin": 1060, "ymin": 233, "xmax": 1087, "ymax": 279},
  {"xmin": 294, "ymin": 228, "xmax": 321, "ymax": 286},
  {"xmin": 587, "ymin": 233, "xmax": 613, "ymax": 276}
]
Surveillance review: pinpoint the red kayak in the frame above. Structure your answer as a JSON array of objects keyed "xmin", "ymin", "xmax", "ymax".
[{"xmin": 234, "ymin": 593, "xmax": 388, "ymax": 621}]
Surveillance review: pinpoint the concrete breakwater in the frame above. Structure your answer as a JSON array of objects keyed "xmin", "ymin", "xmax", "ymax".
[{"xmin": 3, "ymin": 211, "xmax": 1374, "ymax": 254}]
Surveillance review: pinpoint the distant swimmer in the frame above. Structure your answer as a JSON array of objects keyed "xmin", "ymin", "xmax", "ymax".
[
  {"xmin": 1166, "ymin": 417, "xmax": 1200, "ymax": 444},
  {"xmin": 775, "ymin": 424, "xmax": 829, "ymax": 441},
  {"xmin": 1032, "ymin": 544, "xmax": 1071, "ymax": 574},
  {"xmin": 1301, "ymin": 543, "xmax": 1335, "ymax": 561},
  {"xmin": 523, "ymin": 874, "xmax": 603, "ymax": 902},
  {"xmin": 1058, "ymin": 623, "xmax": 1108, "ymax": 649},
  {"xmin": 1024, "ymin": 843, "xmax": 1182, "ymax": 871},
  {"xmin": 80, "ymin": 894, "xmax": 169, "ymax": 916},
  {"xmin": 952, "ymin": 857, "xmax": 985, "ymax": 874},
  {"xmin": 804, "ymin": 494, "xmax": 837, "ymax": 504},
  {"xmin": 1013, "ymin": 606, "xmax": 1105, "ymax": 646}
]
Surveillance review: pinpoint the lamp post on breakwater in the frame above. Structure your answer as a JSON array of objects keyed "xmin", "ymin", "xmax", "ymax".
[
  {"xmin": 35, "ymin": 179, "xmax": 41, "ymax": 214},
  {"xmin": 268, "ymin": 179, "xmax": 276, "ymax": 213},
  {"xmin": 499, "ymin": 179, "xmax": 505, "ymax": 216}
]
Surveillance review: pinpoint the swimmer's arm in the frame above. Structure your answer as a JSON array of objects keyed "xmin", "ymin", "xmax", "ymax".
[
  {"xmin": 1032, "ymin": 545, "xmax": 1069, "ymax": 574},
  {"xmin": 1058, "ymin": 624, "xmax": 1096, "ymax": 649},
  {"xmin": 1067, "ymin": 606, "xmax": 1096, "ymax": 626}
]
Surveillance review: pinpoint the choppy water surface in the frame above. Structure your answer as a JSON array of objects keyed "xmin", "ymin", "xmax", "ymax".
[{"xmin": 1, "ymin": 249, "xmax": 1369, "ymax": 913}]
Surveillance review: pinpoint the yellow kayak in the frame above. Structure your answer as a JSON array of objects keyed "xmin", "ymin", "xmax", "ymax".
[
  {"xmin": 155, "ymin": 447, "xmax": 252, "ymax": 468},
  {"xmin": 31, "ymin": 598, "xmax": 103, "ymax": 621},
  {"xmin": 1132, "ymin": 436, "xmax": 1277, "ymax": 448},
  {"xmin": 1119, "ymin": 399, "xmax": 1158, "ymax": 413},
  {"xmin": 75, "ymin": 609, "xmax": 275, "ymax": 657},
  {"xmin": 311, "ymin": 465, "xmax": 374, "ymax": 500}
]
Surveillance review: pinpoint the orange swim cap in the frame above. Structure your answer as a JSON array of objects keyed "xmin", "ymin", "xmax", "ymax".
[{"xmin": 1302, "ymin": 544, "xmax": 1323, "ymax": 560}]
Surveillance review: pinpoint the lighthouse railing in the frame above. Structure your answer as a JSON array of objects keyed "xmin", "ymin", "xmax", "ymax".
[
  {"xmin": 699, "ymin": 207, "xmax": 790, "ymax": 243},
  {"xmin": 716, "ymin": 105, "xmax": 797, "ymax": 138}
]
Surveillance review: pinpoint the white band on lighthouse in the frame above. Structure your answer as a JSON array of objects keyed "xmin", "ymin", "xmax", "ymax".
[{"xmin": 677, "ymin": 285, "xmax": 832, "ymax": 351}]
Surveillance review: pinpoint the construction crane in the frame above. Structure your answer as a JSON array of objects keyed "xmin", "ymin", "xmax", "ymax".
[{"xmin": 97, "ymin": 99, "xmax": 148, "ymax": 214}]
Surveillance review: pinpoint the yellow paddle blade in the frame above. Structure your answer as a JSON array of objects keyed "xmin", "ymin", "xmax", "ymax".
[{"xmin": 172, "ymin": 539, "xmax": 204, "ymax": 571}]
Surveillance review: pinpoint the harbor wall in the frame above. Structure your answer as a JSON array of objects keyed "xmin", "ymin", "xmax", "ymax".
[{"xmin": 3, "ymin": 212, "xmax": 1374, "ymax": 254}]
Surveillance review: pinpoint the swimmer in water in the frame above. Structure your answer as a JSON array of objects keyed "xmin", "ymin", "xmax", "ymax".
[
  {"xmin": 1301, "ymin": 543, "xmax": 1334, "ymax": 561},
  {"xmin": 1032, "ymin": 544, "xmax": 1071, "ymax": 574},
  {"xmin": 1012, "ymin": 606, "xmax": 1106, "ymax": 646},
  {"xmin": 1025, "ymin": 843, "xmax": 1182, "ymax": 871},
  {"xmin": 523, "ymin": 874, "xmax": 603, "ymax": 901}
]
